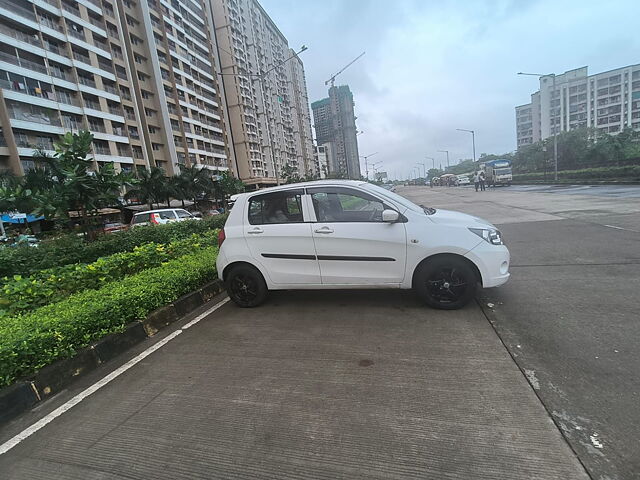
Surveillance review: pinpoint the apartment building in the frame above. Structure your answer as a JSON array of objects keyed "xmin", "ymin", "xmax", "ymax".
[
  {"xmin": 314, "ymin": 143, "xmax": 331, "ymax": 179},
  {"xmin": 0, "ymin": 0, "xmax": 230, "ymax": 177},
  {"xmin": 311, "ymin": 85, "xmax": 360, "ymax": 179},
  {"xmin": 210, "ymin": 0, "xmax": 315, "ymax": 188},
  {"xmin": 516, "ymin": 64, "xmax": 640, "ymax": 148}
]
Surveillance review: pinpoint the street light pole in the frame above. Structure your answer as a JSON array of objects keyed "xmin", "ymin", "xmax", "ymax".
[
  {"xmin": 359, "ymin": 151, "xmax": 378, "ymax": 180},
  {"xmin": 456, "ymin": 129, "xmax": 476, "ymax": 164},
  {"xmin": 437, "ymin": 150, "xmax": 449, "ymax": 169},
  {"xmin": 425, "ymin": 156, "xmax": 435, "ymax": 170},
  {"xmin": 518, "ymin": 71, "xmax": 558, "ymax": 181}
]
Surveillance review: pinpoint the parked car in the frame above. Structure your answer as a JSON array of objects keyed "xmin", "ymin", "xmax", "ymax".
[
  {"xmin": 457, "ymin": 175, "xmax": 471, "ymax": 185},
  {"xmin": 130, "ymin": 208, "xmax": 200, "ymax": 227},
  {"xmin": 102, "ymin": 222, "xmax": 127, "ymax": 234},
  {"xmin": 216, "ymin": 180, "xmax": 510, "ymax": 310}
]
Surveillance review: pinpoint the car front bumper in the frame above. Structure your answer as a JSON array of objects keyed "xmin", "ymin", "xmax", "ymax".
[{"xmin": 465, "ymin": 242, "xmax": 510, "ymax": 288}]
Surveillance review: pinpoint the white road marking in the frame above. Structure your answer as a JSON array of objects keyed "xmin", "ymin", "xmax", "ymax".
[
  {"xmin": 603, "ymin": 224, "xmax": 639, "ymax": 233},
  {"xmin": 0, "ymin": 297, "xmax": 230, "ymax": 456}
]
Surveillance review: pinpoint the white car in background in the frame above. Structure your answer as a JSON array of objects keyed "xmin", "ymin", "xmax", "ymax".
[
  {"xmin": 457, "ymin": 175, "xmax": 471, "ymax": 185},
  {"xmin": 217, "ymin": 180, "xmax": 510, "ymax": 309},
  {"xmin": 130, "ymin": 208, "xmax": 201, "ymax": 227}
]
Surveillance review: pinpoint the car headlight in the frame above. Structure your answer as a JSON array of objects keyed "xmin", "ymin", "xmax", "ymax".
[{"xmin": 469, "ymin": 227, "xmax": 503, "ymax": 245}]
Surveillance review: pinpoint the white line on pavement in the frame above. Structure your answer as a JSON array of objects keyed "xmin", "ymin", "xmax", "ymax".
[
  {"xmin": 603, "ymin": 224, "xmax": 639, "ymax": 233},
  {"xmin": 0, "ymin": 297, "xmax": 230, "ymax": 456}
]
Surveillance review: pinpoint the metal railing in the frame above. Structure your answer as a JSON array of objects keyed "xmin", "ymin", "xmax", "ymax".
[
  {"xmin": 67, "ymin": 28, "xmax": 86, "ymax": 41},
  {"xmin": 72, "ymin": 51, "xmax": 91, "ymax": 64},
  {"xmin": 78, "ymin": 76, "xmax": 96, "ymax": 88},
  {"xmin": 0, "ymin": 51, "xmax": 47, "ymax": 74},
  {"xmin": 0, "ymin": 0, "xmax": 36, "ymax": 20},
  {"xmin": 61, "ymin": 2, "xmax": 81, "ymax": 16},
  {"xmin": 0, "ymin": 23, "xmax": 41, "ymax": 46},
  {"xmin": 9, "ymin": 108, "xmax": 61, "ymax": 126}
]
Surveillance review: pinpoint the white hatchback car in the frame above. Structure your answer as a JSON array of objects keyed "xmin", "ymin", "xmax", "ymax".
[
  {"xmin": 217, "ymin": 180, "xmax": 510, "ymax": 309},
  {"xmin": 130, "ymin": 208, "xmax": 200, "ymax": 227}
]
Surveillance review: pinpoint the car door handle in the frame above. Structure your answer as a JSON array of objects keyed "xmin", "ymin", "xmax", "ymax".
[
  {"xmin": 314, "ymin": 227, "xmax": 334, "ymax": 234},
  {"xmin": 248, "ymin": 227, "xmax": 264, "ymax": 234}
]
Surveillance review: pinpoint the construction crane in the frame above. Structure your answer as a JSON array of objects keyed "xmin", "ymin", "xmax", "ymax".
[{"xmin": 325, "ymin": 52, "xmax": 366, "ymax": 88}]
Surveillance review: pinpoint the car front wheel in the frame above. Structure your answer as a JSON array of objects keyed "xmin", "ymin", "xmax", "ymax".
[
  {"xmin": 226, "ymin": 264, "xmax": 268, "ymax": 307},
  {"xmin": 414, "ymin": 256, "xmax": 478, "ymax": 310}
]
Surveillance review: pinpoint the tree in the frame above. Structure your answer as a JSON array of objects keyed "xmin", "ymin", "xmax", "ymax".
[
  {"xmin": 216, "ymin": 171, "xmax": 245, "ymax": 207},
  {"xmin": 125, "ymin": 166, "xmax": 166, "ymax": 210},
  {"xmin": 281, "ymin": 163, "xmax": 301, "ymax": 184}
]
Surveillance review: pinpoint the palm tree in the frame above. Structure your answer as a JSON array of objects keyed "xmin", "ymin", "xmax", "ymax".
[{"xmin": 125, "ymin": 166, "xmax": 166, "ymax": 210}]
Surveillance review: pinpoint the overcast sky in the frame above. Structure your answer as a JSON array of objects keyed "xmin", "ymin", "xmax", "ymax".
[{"xmin": 261, "ymin": 0, "xmax": 639, "ymax": 179}]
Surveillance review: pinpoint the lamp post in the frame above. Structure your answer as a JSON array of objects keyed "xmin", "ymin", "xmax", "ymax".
[
  {"xmin": 425, "ymin": 156, "xmax": 435, "ymax": 170},
  {"xmin": 359, "ymin": 151, "xmax": 378, "ymax": 180},
  {"xmin": 416, "ymin": 162, "xmax": 426, "ymax": 178},
  {"xmin": 371, "ymin": 160, "xmax": 382, "ymax": 180},
  {"xmin": 456, "ymin": 128, "xmax": 476, "ymax": 164},
  {"xmin": 518, "ymin": 71, "xmax": 557, "ymax": 181},
  {"xmin": 437, "ymin": 150, "xmax": 450, "ymax": 169}
]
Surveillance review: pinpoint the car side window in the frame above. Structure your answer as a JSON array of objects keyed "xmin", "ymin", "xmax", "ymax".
[
  {"xmin": 310, "ymin": 188, "xmax": 386, "ymax": 222},
  {"xmin": 248, "ymin": 190, "xmax": 304, "ymax": 225},
  {"xmin": 176, "ymin": 209, "xmax": 192, "ymax": 218},
  {"xmin": 158, "ymin": 210, "xmax": 176, "ymax": 220},
  {"xmin": 133, "ymin": 213, "xmax": 150, "ymax": 224}
]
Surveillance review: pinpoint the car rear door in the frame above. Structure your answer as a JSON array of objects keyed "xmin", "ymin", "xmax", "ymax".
[
  {"xmin": 243, "ymin": 188, "xmax": 321, "ymax": 285},
  {"xmin": 307, "ymin": 186, "xmax": 407, "ymax": 285}
]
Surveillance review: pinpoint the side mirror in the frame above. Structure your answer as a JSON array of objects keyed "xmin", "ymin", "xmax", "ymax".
[{"xmin": 382, "ymin": 209, "xmax": 400, "ymax": 223}]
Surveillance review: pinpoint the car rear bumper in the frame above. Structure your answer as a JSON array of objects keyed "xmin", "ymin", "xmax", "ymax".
[{"xmin": 465, "ymin": 243, "xmax": 510, "ymax": 288}]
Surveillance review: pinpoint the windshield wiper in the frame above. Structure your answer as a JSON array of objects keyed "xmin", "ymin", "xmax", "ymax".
[{"xmin": 420, "ymin": 204, "xmax": 436, "ymax": 215}]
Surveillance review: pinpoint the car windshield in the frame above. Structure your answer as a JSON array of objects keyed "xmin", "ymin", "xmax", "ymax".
[{"xmin": 364, "ymin": 183, "xmax": 435, "ymax": 215}]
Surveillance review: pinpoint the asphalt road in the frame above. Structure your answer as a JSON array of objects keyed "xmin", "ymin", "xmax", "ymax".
[
  {"xmin": 0, "ymin": 296, "xmax": 586, "ymax": 476},
  {"xmin": 400, "ymin": 185, "xmax": 640, "ymax": 480}
]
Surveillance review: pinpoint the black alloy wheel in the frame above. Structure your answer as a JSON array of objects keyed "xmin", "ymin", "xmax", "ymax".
[
  {"xmin": 226, "ymin": 265, "xmax": 268, "ymax": 307},
  {"xmin": 414, "ymin": 257, "xmax": 477, "ymax": 310}
]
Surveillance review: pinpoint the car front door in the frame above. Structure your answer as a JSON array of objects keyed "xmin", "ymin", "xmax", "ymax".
[
  {"xmin": 243, "ymin": 188, "xmax": 321, "ymax": 285},
  {"xmin": 308, "ymin": 187, "xmax": 407, "ymax": 285}
]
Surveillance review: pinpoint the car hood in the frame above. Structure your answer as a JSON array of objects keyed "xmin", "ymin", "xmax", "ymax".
[{"xmin": 428, "ymin": 209, "xmax": 495, "ymax": 228}]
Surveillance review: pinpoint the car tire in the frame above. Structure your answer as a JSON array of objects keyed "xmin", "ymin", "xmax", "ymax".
[
  {"xmin": 226, "ymin": 264, "xmax": 268, "ymax": 307},
  {"xmin": 414, "ymin": 256, "xmax": 478, "ymax": 310}
]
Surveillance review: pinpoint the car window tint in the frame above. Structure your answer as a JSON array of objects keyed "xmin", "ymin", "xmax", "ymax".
[
  {"xmin": 311, "ymin": 189, "xmax": 385, "ymax": 222},
  {"xmin": 248, "ymin": 190, "xmax": 304, "ymax": 225},
  {"xmin": 133, "ymin": 213, "xmax": 150, "ymax": 224},
  {"xmin": 158, "ymin": 210, "xmax": 176, "ymax": 220},
  {"xmin": 176, "ymin": 209, "xmax": 192, "ymax": 218}
]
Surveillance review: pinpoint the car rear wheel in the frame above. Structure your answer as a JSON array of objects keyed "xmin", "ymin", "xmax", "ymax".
[
  {"xmin": 414, "ymin": 256, "xmax": 477, "ymax": 310},
  {"xmin": 226, "ymin": 264, "xmax": 268, "ymax": 307}
]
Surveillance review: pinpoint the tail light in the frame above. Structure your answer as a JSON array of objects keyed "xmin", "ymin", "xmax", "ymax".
[
  {"xmin": 151, "ymin": 213, "xmax": 160, "ymax": 224},
  {"xmin": 218, "ymin": 228, "xmax": 226, "ymax": 247}
]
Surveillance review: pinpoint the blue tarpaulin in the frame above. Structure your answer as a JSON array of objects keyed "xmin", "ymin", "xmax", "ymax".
[{"xmin": 1, "ymin": 214, "xmax": 45, "ymax": 224}]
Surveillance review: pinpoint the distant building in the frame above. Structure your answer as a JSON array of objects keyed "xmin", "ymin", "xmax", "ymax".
[
  {"xmin": 211, "ymin": 0, "xmax": 315, "ymax": 188},
  {"xmin": 314, "ymin": 143, "xmax": 331, "ymax": 179},
  {"xmin": 516, "ymin": 64, "xmax": 640, "ymax": 148},
  {"xmin": 311, "ymin": 85, "xmax": 360, "ymax": 178},
  {"xmin": 0, "ymin": 0, "xmax": 231, "ymax": 177}
]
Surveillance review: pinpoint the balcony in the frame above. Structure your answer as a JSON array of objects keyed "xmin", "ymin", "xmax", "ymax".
[
  {"xmin": 62, "ymin": 2, "xmax": 81, "ymax": 16},
  {"xmin": 84, "ymin": 100, "xmax": 100, "ymax": 110},
  {"xmin": 108, "ymin": 106, "xmax": 123, "ymax": 116},
  {"xmin": 67, "ymin": 28, "xmax": 86, "ymax": 41},
  {"xmin": 103, "ymin": 84, "xmax": 118, "ymax": 95},
  {"xmin": 9, "ymin": 107, "xmax": 61, "ymax": 127},
  {"xmin": 94, "ymin": 145, "xmax": 111, "ymax": 155},
  {"xmin": 89, "ymin": 16, "xmax": 105, "ymax": 29},
  {"xmin": 0, "ymin": 51, "xmax": 47, "ymax": 75},
  {"xmin": 0, "ymin": 0, "xmax": 36, "ymax": 20},
  {"xmin": 78, "ymin": 76, "xmax": 96, "ymax": 88},
  {"xmin": 0, "ymin": 24, "xmax": 42, "ymax": 47},
  {"xmin": 87, "ymin": 122, "xmax": 106, "ymax": 133},
  {"xmin": 73, "ymin": 51, "xmax": 91, "ymax": 64}
]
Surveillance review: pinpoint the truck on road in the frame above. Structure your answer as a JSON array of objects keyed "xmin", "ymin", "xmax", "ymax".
[{"xmin": 480, "ymin": 159, "xmax": 512, "ymax": 187}]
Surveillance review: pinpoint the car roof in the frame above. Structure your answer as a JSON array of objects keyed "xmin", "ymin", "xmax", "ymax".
[
  {"xmin": 133, "ymin": 208, "xmax": 186, "ymax": 215},
  {"xmin": 232, "ymin": 180, "xmax": 368, "ymax": 201}
]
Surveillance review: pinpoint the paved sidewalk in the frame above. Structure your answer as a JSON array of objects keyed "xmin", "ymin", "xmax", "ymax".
[{"xmin": 0, "ymin": 290, "xmax": 588, "ymax": 479}]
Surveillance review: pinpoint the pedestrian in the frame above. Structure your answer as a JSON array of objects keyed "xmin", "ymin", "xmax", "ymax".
[
  {"xmin": 479, "ymin": 171, "xmax": 486, "ymax": 191},
  {"xmin": 473, "ymin": 171, "xmax": 480, "ymax": 192}
]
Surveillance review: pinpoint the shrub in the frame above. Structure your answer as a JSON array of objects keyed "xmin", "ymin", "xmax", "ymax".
[
  {"xmin": 0, "ymin": 232, "xmax": 217, "ymax": 317},
  {"xmin": 0, "ymin": 247, "xmax": 218, "ymax": 387},
  {"xmin": 513, "ymin": 165, "xmax": 640, "ymax": 182},
  {"xmin": 0, "ymin": 215, "xmax": 227, "ymax": 279}
]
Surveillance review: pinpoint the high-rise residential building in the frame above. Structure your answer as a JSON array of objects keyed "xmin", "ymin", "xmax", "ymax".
[
  {"xmin": 314, "ymin": 143, "xmax": 331, "ymax": 179},
  {"xmin": 516, "ymin": 64, "xmax": 640, "ymax": 148},
  {"xmin": 0, "ymin": 0, "xmax": 231, "ymax": 177},
  {"xmin": 210, "ymin": 0, "xmax": 315, "ymax": 189},
  {"xmin": 311, "ymin": 85, "xmax": 360, "ymax": 179}
]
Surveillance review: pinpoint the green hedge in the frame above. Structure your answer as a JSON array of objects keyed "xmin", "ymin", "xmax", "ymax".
[
  {"xmin": 0, "ymin": 215, "xmax": 227, "ymax": 279},
  {"xmin": 0, "ymin": 247, "xmax": 219, "ymax": 387},
  {"xmin": 513, "ymin": 165, "xmax": 640, "ymax": 181},
  {"xmin": 0, "ymin": 232, "xmax": 217, "ymax": 318}
]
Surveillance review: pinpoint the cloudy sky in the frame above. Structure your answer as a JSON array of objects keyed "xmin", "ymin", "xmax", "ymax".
[{"xmin": 261, "ymin": 0, "xmax": 639, "ymax": 179}]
